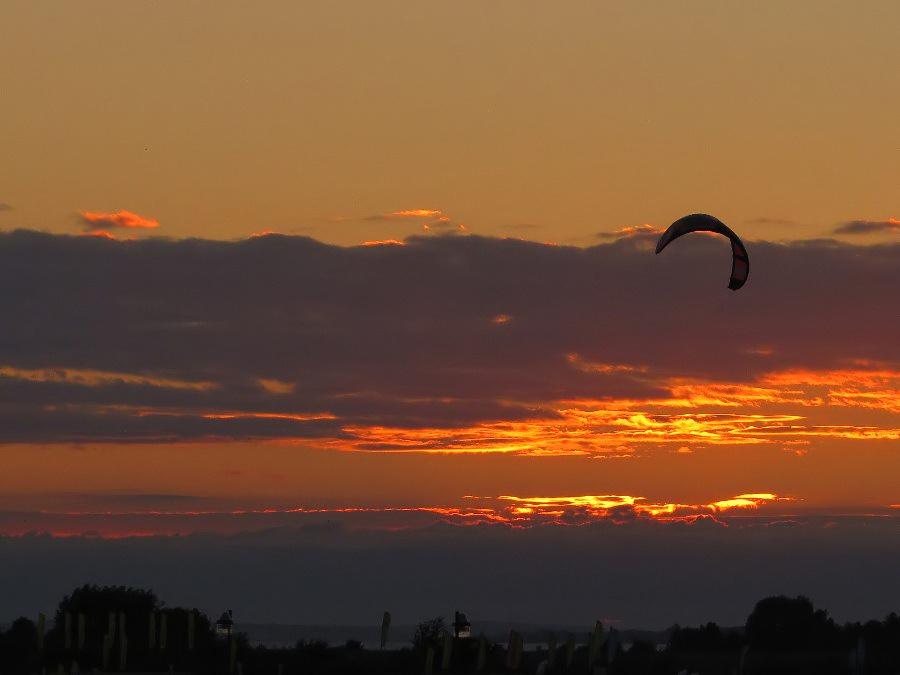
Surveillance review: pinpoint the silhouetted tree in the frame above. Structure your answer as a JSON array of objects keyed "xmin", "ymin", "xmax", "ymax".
[
  {"xmin": 412, "ymin": 616, "xmax": 447, "ymax": 653},
  {"xmin": 0, "ymin": 617, "xmax": 40, "ymax": 674},
  {"xmin": 669, "ymin": 622, "xmax": 742, "ymax": 653},
  {"xmin": 745, "ymin": 595, "xmax": 839, "ymax": 651}
]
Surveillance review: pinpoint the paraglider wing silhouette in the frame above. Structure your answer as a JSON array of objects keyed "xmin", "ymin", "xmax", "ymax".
[{"xmin": 655, "ymin": 213, "xmax": 749, "ymax": 290}]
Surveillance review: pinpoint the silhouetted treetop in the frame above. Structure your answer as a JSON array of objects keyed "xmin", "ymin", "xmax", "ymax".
[{"xmin": 745, "ymin": 595, "xmax": 839, "ymax": 651}]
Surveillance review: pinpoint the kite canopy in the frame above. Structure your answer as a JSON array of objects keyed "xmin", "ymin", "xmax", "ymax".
[{"xmin": 655, "ymin": 213, "xmax": 749, "ymax": 290}]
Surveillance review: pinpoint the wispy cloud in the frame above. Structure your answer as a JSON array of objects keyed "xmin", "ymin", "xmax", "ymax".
[
  {"xmin": 363, "ymin": 208, "xmax": 468, "ymax": 235},
  {"xmin": 366, "ymin": 209, "xmax": 443, "ymax": 221},
  {"xmin": 595, "ymin": 224, "xmax": 661, "ymax": 240},
  {"xmin": 746, "ymin": 216, "xmax": 804, "ymax": 227},
  {"xmin": 78, "ymin": 209, "xmax": 160, "ymax": 233},
  {"xmin": 0, "ymin": 203, "xmax": 13, "ymax": 213},
  {"xmin": 833, "ymin": 218, "xmax": 900, "ymax": 235}
]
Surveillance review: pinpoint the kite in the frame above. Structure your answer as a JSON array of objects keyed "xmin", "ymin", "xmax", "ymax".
[{"xmin": 656, "ymin": 213, "xmax": 749, "ymax": 290}]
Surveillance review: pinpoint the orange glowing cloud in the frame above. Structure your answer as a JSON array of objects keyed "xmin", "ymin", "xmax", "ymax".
[
  {"xmin": 597, "ymin": 224, "xmax": 662, "ymax": 240},
  {"xmin": 258, "ymin": 378, "xmax": 296, "ymax": 394},
  {"xmin": 361, "ymin": 239, "xmax": 405, "ymax": 246},
  {"xmin": 0, "ymin": 364, "xmax": 216, "ymax": 391},
  {"xmin": 371, "ymin": 209, "xmax": 443, "ymax": 220},
  {"xmin": 1, "ymin": 493, "xmax": 794, "ymax": 537},
  {"xmin": 493, "ymin": 492, "xmax": 786, "ymax": 524},
  {"xmin": 79, "ymin": 209, "xmax": 160, "ymax": 232}
]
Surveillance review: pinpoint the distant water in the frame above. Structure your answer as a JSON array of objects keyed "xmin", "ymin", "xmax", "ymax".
[{"xmin": 238, "ymin": 622, "xmax": 673, "ymax": 651}]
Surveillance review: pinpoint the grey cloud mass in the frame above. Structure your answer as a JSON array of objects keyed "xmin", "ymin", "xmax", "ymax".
[
  {"xmin": 0, "ymin": 229, "xmax": 897, "ymax": 444},
  {"xmin": 3, "ymin": 516, "xmax": 900, "ymax": 629},
  {"xmin": 833, "ymin": 219, "xmax": 900, "ymax": 235}
]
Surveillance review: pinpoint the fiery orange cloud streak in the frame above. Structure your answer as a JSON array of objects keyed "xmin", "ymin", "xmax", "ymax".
[
  {"xmin": 361, "ymin": 239, "xmax": 405, "ymax": 246},
  {"xmin": 4, "ymin": 358, "xmax": 895, "ymax": 453},
  {"xmin": 2, "ymin": 493, "xmax": 793, "ymax": 537},
  {"xmin": 80, "ymin": 210, "xmax": 159, "ymax": 230},
  {"xmin": 388, "ymin": 209, "xmax": 442, "ymax": 218}
]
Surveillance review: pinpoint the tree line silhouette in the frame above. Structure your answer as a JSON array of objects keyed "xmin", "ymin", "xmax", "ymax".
[{"xmin": 2, "ymin": 585, "xmax": 899, "ymax": 674}]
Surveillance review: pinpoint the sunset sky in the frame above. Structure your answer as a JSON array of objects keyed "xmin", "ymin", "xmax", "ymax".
[{"xmin": 1, "ymin": 1, "xmax": 899, "ymax": 632}]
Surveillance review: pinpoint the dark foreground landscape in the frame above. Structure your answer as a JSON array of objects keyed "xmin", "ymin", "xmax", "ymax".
[{"xmin": 1, "ymin": 585, "xmax": 896, "ymax": 675}]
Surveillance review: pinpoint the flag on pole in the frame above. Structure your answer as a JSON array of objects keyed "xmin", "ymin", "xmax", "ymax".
[
  {"xmin": 607, "ymin": 626, "xmax": 619, "ymax": 664},
  {"xmin": 160, "ymin": 612, "xmax": 168, "ymax": 651},
  {"xmin": 188, "ymin": 611, "xmax": 195, "ymax": 651},
  {"xmin": 547, "ymin": 631, "xmax": 557, "ymax": 669},
  {"xmin": 476, "ymin": 635, "xmax": 487, "ymax": 672},
  {"xmin": 441, "ymin": 633, "xmax": 453, "ymax": 670},
  {"xmin": 505, "ymin": 630, "xmax": 523, "ymax": 670},
  {"xmin": 37, "ymin": 613, "xmax": 46, "ymax": 651},
  {"xmin": 77, "ymin": 613, "xmax": 86, "ymax": 650},
  {"xmin": 119, "ymin": 633, "xmax": 128, "ymax": 671},
  {"xmin": 230, "ymin": 633, "xmax": 238, "ymax": 674},
  {"xmin": 565, "ymin": 634, "xmax": 575, "ymax": 667},
  {"xmin": 65, "ymin": 612, "xmax": 72, "ymax": 650},
  {"xmin": 102, "ymin": 634, "xmax": 112, "ymax": 671},
  {"xmin": 380, "ymin": 611, "xmax": 391, "ymax": 649},
  {"xmin": 589, "ymin": 621, "xmax": 605, "ymax": 666},
  {"xmin": 424, "ymin": 646, "xmax": 435, "ymax": 675}
]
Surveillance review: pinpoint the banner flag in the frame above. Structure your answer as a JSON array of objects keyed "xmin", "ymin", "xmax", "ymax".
[
  {"xmin": 230, "ymin": 633, "xmax": 238, "ymax": 674},
  {"xmin": 565, "ymin": 634, "xmax": 575, "ymax": 667},
  {"xmin": 505, "ymin": 630, "xmax": 523, "ymax": 670},
  {"xmin": 37, "ymin": 613, "xmax": 46, "ymax": 651},
  {"xmin": 188, "ymin": 611, "xmax": 195, "ymax": 650},
  {"xmin": 547, "ymin": 631, "xmax": 557, "ymax": 669},
  {"xmin": 78, "ymin": 613, "xmax": 85, "ymax": 650},
  {"xmin": 107, "ymin": 612, "xmax": 116, "ymax": 641},
  {"xmin": 589, "ymin": 621, "xmax": 605, "ymax": 666},
  {"xmin": 102, "ymin": 634, "xmax": 111, "ymax": 671},
  {"xmin": 607, "ymin": 627, "xmax": 619, "ymax": 664},
  {"xmin": 476, "ymin": 635, "xmax": 487, "ymax": 672},
  {"xmin": 149, "ymin": 611, "xmax": 157, "ymax": 650},
  {"xmin": 119, "ymin": 633, "xmax": 128, "ymax": 671},
  {"xmin": 160, "ymin": 612, "xmax": 168, "ymax": 651},
  {"xmin": 441, "ymin": 633, "xmax": 453, "ymax": 671},
  {"xmin": 380, "ymin": 611, "xmax": 391, "ymax": 649},
  {"xmin": 424, "ymin": 646, "xmax": 434, "ymax": 675},
  {"xmin": 65, "ymin": 612, "xmax": 72, "ymax": 650}
]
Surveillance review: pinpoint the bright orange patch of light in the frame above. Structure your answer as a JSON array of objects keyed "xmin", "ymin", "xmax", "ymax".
[
  {"xmin": 198, "ymin": 411, "xmax": 337, "ymax": 422},
  {"xmin": 387, "ymin": 209, "xmax": 442, "ymax": 218},
  {"xmin": 613, "ymin": 224, "xmax": 660, "ymax": 237},
  {"xmin": 80, "ymin": 210, "xmax": 159, "ymax": 230},
  {"xmin": 361, "ymin": 239, "xmax": 405, "ymax": 246}
]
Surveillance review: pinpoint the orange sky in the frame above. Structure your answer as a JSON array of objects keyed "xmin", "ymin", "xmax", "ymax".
[{"xmin": 1, "ymin": 2, "xmax": 898, "ymax": 247}]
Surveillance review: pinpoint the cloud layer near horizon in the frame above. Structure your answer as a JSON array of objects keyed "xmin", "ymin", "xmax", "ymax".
[
  {"xmin": 3, "ymin": 514, "xmax": 900, "ymax": 629},
  {"xmin": 0, "ymin": 230, "xmax": 897, "ymax": 450}
]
